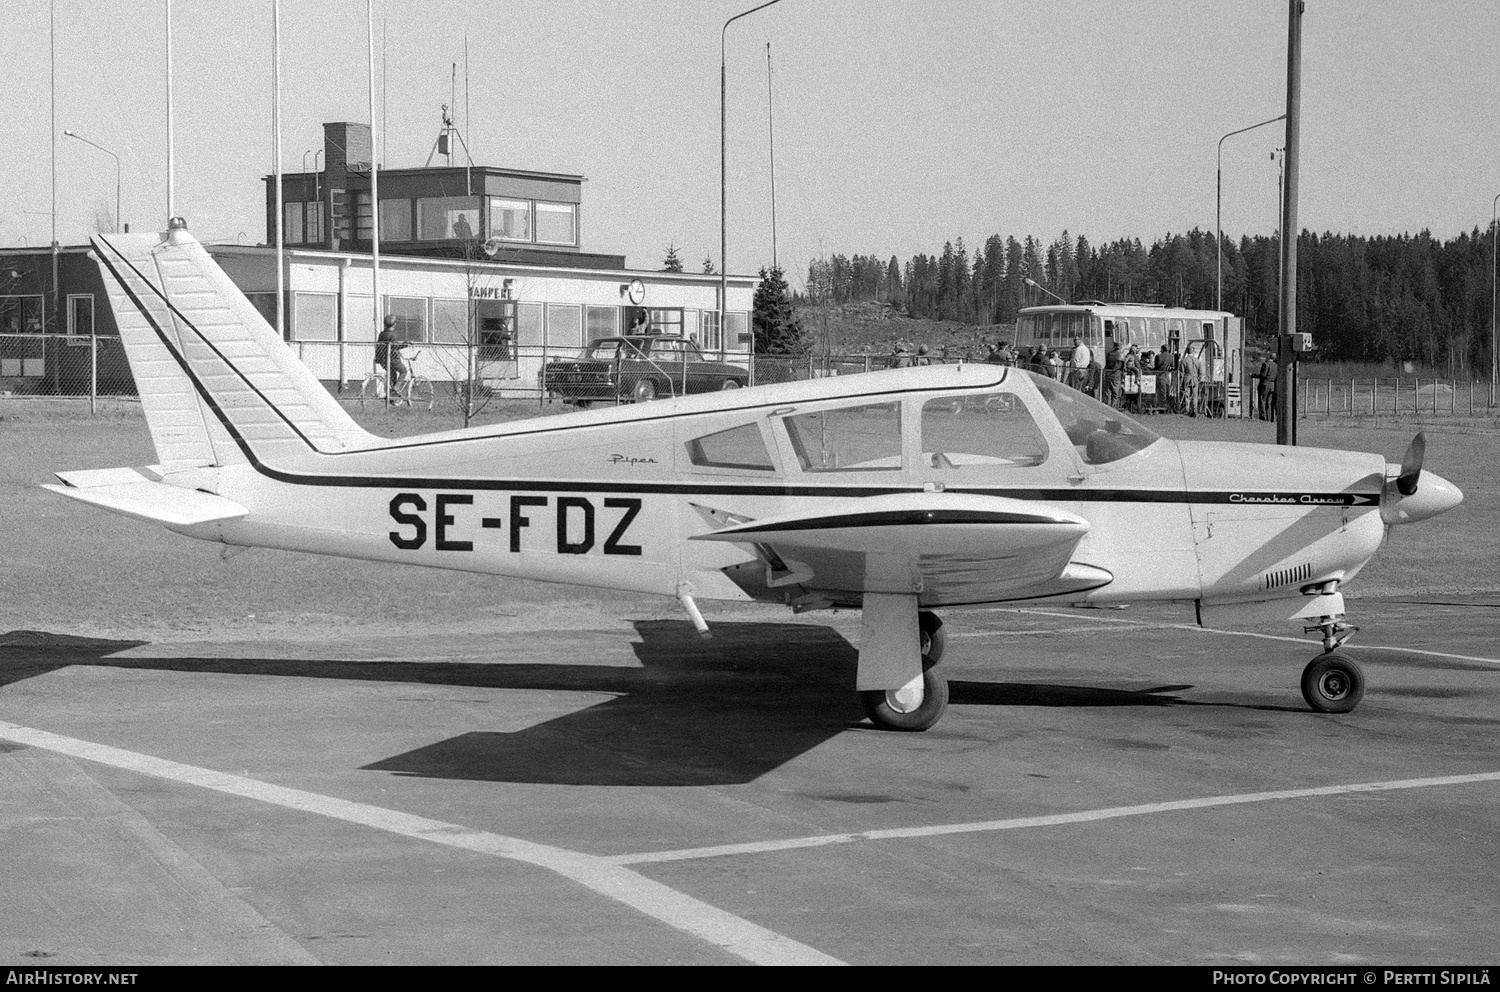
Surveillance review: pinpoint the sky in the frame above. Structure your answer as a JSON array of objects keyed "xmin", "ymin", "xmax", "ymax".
[{"xmin": 3, "ymin": 0, "xmax": 1498, "ymax": 291}]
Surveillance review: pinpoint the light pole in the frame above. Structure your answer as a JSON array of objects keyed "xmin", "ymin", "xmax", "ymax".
[
  {"xmin": 1216, "ymin": 114, "xmax": 1284, "ymax": 313},
  {"xmin": 1024, "ymin": 277, "xmax": 1066, "ymax": 305},
  {"xmin": 1491, "ymin": 191, "xmax": 1499, "ymax": 397},
  {"xmin": 63, "ymin": 131, "xmax": 122, "ymax": 232},
  {"xmin": 721, "ymin": 0, "xmax": 781, "ymax": 353}
]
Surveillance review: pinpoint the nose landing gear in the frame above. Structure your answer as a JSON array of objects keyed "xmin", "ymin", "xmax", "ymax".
[{"xmin": 1299, "ymin": 597, "xmax": 1365, "ymax": 714}]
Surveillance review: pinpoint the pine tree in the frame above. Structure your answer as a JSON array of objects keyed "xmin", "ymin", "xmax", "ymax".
[
  {"xmin": 752, "ymin": 266, "xmax": 806, "ymax": 355},
  {"xmin": 662, "ymin": 245, "xmax": 684, "ymax": 272}
]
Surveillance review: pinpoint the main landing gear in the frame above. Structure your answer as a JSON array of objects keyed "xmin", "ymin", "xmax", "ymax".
[
  {"xmin": 1299, "ymin": 603, "xmax": 1365, "ymax": 714},
  {"xmin": 859, "ymin": 603, "xmax": 950, "ymax": 731}
]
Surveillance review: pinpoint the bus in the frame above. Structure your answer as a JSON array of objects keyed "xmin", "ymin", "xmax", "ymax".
[{"xmin": 1013, "ymin": 302, "xmax": 1245, "ymax": 415}]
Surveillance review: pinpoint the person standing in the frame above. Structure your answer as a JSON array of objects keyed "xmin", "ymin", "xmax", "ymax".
[
  {"xmin": 1179, "ymin": 347, "xmax": 1203, "ymax": 417},
  {"xmin": 1069, "ymin": 335, "xmax": 1091, "ymax": 391},
  {"xmin": 1258, "ymin": 354, "xmax": 1279, "ymax": 421}
]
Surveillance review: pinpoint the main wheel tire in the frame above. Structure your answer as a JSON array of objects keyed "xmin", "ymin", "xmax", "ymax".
[
  {"xmin": 861, "ymin": 664, "xmax": 949, "ymax": 732},
  {"xmin": 1301, "ymin": 652, "xmax": 1365, "ymax": 714},
  {"xmin": 632, "ymin": 378, "xmax": 657, "ymax": 403},
  {"xmin": 918, "ymin": 610, "xmax": 946, "ymax": 665}
]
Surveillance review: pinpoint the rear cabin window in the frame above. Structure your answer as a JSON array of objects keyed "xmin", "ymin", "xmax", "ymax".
[
  {"xmin": 785, "ymin": 402, "xmax": 902, "ymax": 473},
  {"xmin": 685, "ymin": 423, "xmax": 774, "ymax": 471},
  {"xmin": 920, "ymin": 394, "xmax": 1048, "ymax": 469}
]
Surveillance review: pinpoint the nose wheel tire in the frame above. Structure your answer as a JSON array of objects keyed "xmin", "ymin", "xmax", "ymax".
[
  {"xmin": 861, "ymin": 663, "xmax": 949, "ymax": 732},
  {"xmin": 1301, "ymin": 652, "xmax": 1365, "ymax": 714}
]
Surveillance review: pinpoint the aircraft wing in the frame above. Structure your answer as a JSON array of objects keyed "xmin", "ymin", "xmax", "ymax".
[
  {"xmin": 690, "ymin": 492, "xmax": 1112, "ymax": 605},
  {"xmin": 43, "ymin": 467, "xmax": 248, "ymax": 530}
]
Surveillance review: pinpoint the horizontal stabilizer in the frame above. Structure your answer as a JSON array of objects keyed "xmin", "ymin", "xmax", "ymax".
[{"xmin": 44, "ymin": 468, "xmax": 247, "ymax": 528}]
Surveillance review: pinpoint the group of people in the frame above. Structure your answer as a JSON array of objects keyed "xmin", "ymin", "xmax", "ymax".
[
  {"xmin": 881, "ymin": 333, "xmax": 1250, "ymax": 419},
  {"xmin": 993, "ymin": 335, "xmax": 1213, "ymax": 417}
]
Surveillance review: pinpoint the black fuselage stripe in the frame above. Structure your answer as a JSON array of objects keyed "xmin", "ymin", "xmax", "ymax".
[{"xmin": 719, "ymin": 510, "xmax": 1070, "ymax": 533}]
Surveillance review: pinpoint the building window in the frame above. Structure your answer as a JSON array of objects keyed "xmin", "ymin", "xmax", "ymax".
[
  {"xmin": 244, "ymin": 293, "xmax": 280, "ymax": 336},
  {"xmin": 488, "ymin": 197, "xmax": 531, "ymax": 242},
  {"xmin": 355, "ymin": 192, "xmax": 373, "ymax": 241},
  {"xmin": 544, "ymin": 303, "xmax": 582, "ymax": 348},
  {"xmin": 281, "ymin": 201, "xmax": 325, "ymax": 244},
  {"xmin": 432, "ymin": 298, "xmax": 469, "ymax": 345},
  {"xmin": 648, "ymin": 308, "xmax": 684, "ymax": 337},
  {"xmin": 379, "ymin": 199, "xmax": 412, "ymax": 241},
  {"xmin": 585, "ymin": 305, "xmax": 618, "ymax": 341},
  {"xmin": 292, "ymin": 292, "xmax": 337, "ymax": 342},
  {"xmin": 417, "ymin": 196, "xmax": 479, "ymax": 241},
  {"xmin": 476, "ymin": 299, "xmax": 518, "ymax": 360},
  {"xmin": 282, "ymin": 201, "xmax": 304, "ymax": 244},
  {"xmin": 701, "ymin": 310, "xmax": 721, "ymax": 351},
  {"xmin": 385, "ymin": 296, "xmax": 428, "ymax": 342},
  {"xmin": 725, "ymin": 312, "xmax": 750, "ymax": 350},
  {"xmin": 516, "ymin": 302, "xmax": 543, "ymax": 348},
  {"xmin": 535, "ymin": 201, "xmax": 577, "ymax": 245},
  {"xmin": 67, "ymin": 294, "xmax": 95, "ymax": 338}
]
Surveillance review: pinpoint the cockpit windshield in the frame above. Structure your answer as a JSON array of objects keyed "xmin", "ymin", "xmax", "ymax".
[{"xmin": 1024, "ymin": 370, "xmax": 1159, "ymax": 465}]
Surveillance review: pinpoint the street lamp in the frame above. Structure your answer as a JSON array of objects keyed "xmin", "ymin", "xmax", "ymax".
[
  {"xmin": 63, "ymin": 130, "xmax": 122, "ymax": 233},
  {"xmin": 1216, "ymin": 114, "xmax": 1284, "ymax": 313},
  {"xmin": 721, "ymin": 0, "xmax": 782, "ymax": 354},
  {"xmin": 1024, "ymin": 277, "xmax": 1066, "ymax": 305}
]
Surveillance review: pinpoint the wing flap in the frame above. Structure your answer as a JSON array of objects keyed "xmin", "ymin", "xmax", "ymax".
[{"xmin": 44, "ymin": 469, "xmax": 247, "ymax": 528}]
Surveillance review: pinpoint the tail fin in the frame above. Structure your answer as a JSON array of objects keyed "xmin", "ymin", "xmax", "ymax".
[{"xmin": 92, "ymin": 224, "xmax": 373, "ymax": 473}]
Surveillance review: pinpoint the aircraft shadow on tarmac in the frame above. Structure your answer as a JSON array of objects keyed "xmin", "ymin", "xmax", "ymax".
[{"xmin": 1, "ymin": 623, "xmax": 1306, "ymax": 786}]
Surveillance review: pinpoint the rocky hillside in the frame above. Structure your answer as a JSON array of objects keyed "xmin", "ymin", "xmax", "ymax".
[{"xmin": 790, "ymin": 301, "xmax": 1014, "ymax": 360}]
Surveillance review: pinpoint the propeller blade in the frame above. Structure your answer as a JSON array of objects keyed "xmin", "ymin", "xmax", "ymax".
[{"xmin": 1396, "ymin": 432, "xmax": 1425, "ymax": 496}]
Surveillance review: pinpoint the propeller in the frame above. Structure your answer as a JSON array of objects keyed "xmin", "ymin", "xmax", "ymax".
[
  {"xmin": 1381, "ymin": 431, "xmax": 1462, "ymax": 526},
  {"xmin": 1396, "ymin": 432, "xmax": 1425, "ymax": 496}
]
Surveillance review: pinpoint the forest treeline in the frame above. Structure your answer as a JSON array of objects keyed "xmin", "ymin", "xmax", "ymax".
[{"xmin": 799, "ymin": 228, "xmax": 1498, "ymax": 374}]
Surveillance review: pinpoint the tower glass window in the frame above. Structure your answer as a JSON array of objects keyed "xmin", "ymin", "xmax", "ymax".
[
  {"xmin": 489, "ymin": 198, "xmax": 531, "ymax": 242},
  {"xmin": 535, "ymin": 201, "xmax": 577, "ymax": 245},
  {"xmin": 417, "ymin": 196, "xmax": 480, "ymax": 241}
]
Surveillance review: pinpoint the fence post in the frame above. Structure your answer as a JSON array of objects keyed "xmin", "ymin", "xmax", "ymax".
[{"xmin": 89, "ymin": 331, "xmax": 98, "ymax": 416}]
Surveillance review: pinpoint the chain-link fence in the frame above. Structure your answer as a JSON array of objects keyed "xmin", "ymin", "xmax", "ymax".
[
  {"xmin": 0, "ymin": 334, "xmax": 137, "ymax": 402},
  {"xmin": 1299, "ymin": 377, "xmax": 1499, "ymax": 418},
  {"xmin": 25, "ymin": 335, "xmax": 1490, "ymax": 426}
]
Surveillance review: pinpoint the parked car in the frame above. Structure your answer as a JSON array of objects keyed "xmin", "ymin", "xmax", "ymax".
[{"xmin": 541, "ymin": 335, "xmax": 749, "ymax": 404}]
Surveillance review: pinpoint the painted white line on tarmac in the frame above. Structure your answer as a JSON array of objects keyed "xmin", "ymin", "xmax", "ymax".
[
  {"xmin": 612, "ymin": 771, "xmax": 1500, "ymax": 866},
  {"xmin": 0, "ymin": 719, "xmax": 843, "ymax": 967},
  {"xmin": 1007, "ymin": 608, "xmax": 1500, "ymax": 666}
]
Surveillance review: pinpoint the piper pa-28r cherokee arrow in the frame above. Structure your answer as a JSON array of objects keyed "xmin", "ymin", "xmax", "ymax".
[{"xmin": 47, "ymin": 223, "xmax": 1464, "ymax": 731}]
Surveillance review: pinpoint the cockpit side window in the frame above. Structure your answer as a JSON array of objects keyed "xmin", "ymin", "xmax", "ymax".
[
  {"xmin": 685, "ymin": 422, "xmax": 775, "ymax": 471},
  {"xmin": 920, "ymin": 394, "xmax": 1048, "ymax": 470},
  {"xmin": 784, "ymin": 402, "xmax": 902, "ymax": 473},
  {"xmin": 1027, "ymin": 370, "xmax": 1159, "ymax": 466}
]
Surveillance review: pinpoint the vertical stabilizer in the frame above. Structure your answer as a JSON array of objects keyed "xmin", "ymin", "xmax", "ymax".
[{"xmin": 92, "ymin": 227, "xmax": 373, "ymax": 471}]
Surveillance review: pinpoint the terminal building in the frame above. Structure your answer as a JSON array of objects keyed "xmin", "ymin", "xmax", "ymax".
[{"xmin": 1, "ymin": 120, "xmax": 756, "ymax": 397}]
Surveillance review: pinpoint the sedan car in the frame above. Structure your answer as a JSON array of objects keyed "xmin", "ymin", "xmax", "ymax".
[{"xmin": 542, "ymin": 335, "xmax": 749, "ymax": 404}]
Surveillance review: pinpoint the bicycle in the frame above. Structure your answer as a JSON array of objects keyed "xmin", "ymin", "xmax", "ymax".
[{"xmin": 360, "ymin": 350, "xmax": 433, "ymax": 410}]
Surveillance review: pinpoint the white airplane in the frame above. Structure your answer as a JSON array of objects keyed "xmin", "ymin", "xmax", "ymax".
[{"xmin": 46, "ymin": 224, "xmax": 1463, "ymax": 732}]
